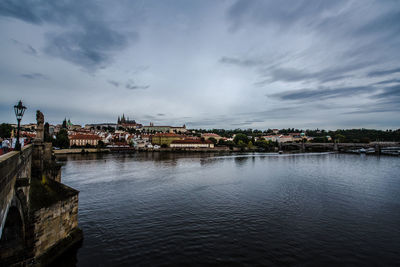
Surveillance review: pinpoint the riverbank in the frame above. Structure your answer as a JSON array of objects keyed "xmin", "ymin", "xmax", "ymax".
[
  {"xmin": 54, "ymin": 148, "xmax": 111, "ymax": 154},
  {"xmin": 52, "ymin": 146, "xmax": 400, "ymax": 156},
  {"xmin": 54, "ymin": 146, "xmax": 232, "ymax": 154}
]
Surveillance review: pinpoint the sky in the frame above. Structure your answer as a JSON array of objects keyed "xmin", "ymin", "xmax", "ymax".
[{"xmin": 0, "ymin": 0, "xmax": 399, "ymax": 130}]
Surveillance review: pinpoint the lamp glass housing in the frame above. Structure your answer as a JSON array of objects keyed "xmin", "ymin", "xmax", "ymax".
[{"xmin": 14, "ymin": 100, "xmax": 26, "ymax": 120}]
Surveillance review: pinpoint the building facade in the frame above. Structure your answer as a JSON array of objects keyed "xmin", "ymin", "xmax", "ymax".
[
  {"xmin": 69, "ymin": 134, "xmax": 101, "ymax": 147},
  {"xmin": 151, "ymin": 133, "xmax": 185, "ymax": 146},
  {"xmin": 170, "ymin": 139, "xmax": 214, "ymax": 148}
]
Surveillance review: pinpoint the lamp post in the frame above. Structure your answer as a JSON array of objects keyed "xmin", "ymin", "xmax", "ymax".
[{"xmin": 14, "ymin": 100, "xmax": 27, "ymax": 151}]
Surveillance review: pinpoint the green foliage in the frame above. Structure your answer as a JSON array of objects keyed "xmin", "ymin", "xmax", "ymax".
[
  {"xmin": 97, "ymin": 140, "xmax": 105, "ymax": 148},
  {"xmin": 310, "ymin": 129, "xmax": 400, "ymax": 143},
  {"xmin": 237, "ymin": 140, "xmax": 246, "ymax": 148},
  {"xmin": 0, "ymin": 123, "xmax": 12, "ymax": 138},
  {"xmin": 234, "ymin": 133, "xmax": 249, "ymax": 145},
  {"xmin": 335, "ymin": 134, "xmax": 346, "ymax": 143},
  {"xmin": 224, "ymin": 140, "xmax": 235, "ymax": 148},
  {"xmin": 62, "ymin": 118, "xmax": 67, "ymax": 129},
  {"xmin": 208, "ymin": 137, "xmax": 217, "ymax": 144},
  {"xmin": 190, "ymin": 128, "xmax": 400, "ymax": 143},
  {"xmin": 254, "ymin": 139, "xmax": 273, "ymax": 150},
  {"xmin": 54, "ymin": 128, "xmax": 69, "ymax": 148},
  {"xmin": 247, "ymin": 141, "xmax": 254, "ymax": 149},
  {"xmin": 312, "ymin": 137, "xmax": 327, "ymax": 143}
]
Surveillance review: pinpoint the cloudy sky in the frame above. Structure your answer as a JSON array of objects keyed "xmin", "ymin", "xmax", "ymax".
[{"xmin": 1, "ymin": 0, "xmax": 399, "ymax": 129}]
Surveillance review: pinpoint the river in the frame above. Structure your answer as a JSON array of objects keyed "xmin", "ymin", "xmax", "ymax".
[{"xmin": 54, "ymin": 152, "xmax": 400, "ymax": 266}]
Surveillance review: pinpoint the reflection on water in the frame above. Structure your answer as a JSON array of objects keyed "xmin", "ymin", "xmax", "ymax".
[{"xmin": 55, "ymin": 152, "xmax": 400, "ymax": 266}]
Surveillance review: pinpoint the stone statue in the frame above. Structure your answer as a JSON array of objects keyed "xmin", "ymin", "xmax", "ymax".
[
  {"xmin": 36, "ymin": 110, "xmax": 44, "ymax": 141},
  {"xmin": 36, "ymin": 110, "xmax": 44, "ymax": 125}
]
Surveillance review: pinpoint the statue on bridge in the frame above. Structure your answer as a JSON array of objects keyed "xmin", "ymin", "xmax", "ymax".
[{"xmin": 35, "ymin": 110, "xmax": 44, "ymax": 141}]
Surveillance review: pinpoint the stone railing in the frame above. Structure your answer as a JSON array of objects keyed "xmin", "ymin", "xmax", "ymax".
[{"xmin": 0, "ymin": 145, "xmax": 32, "ymax": 238}]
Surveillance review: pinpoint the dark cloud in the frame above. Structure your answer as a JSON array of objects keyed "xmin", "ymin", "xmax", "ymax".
[
  {"xmin": 345, "ymin": 85, "xmax": 400, "ymax": 114},
  {"xmin": 355, "ymin": 10, "xmax": 400, "ymax": 37},
  {"xmin": 219, "ymin": 56, "xmax": 265, "ymax": 67},
  {"xmin": 21, "ymin": 73, "xmax": 48, "ymax": 80},
  {"xmin": 11, "ymin": 39, "xmax": 37, "ymax": 55},
  {"xmin": 227, "ymin": 0, "xmax": 347, "ymax": 30},
  {"xmin": 125, "ymin": 80, "xmax": 149, "ymax": 90},
  {"xmin": 157, "ymin": 113, "xmax": 165, "ymax": 116},
  {"xmin": 220, "ymin": 55, "xmax": 372, "ymax": 85},
  {"xmin": 269, "ymin": 85, "xmax": 377, "ymax": 102},
  {"xmin": 371, "ymin": 85, "xmax": 400, "ymax": 100},
  {"xmin": 374, "ymin": 79, "xmax": 400, "ymax": 85},
  {"xmin": 367, "ymin": 67, "xmax": 400, "ymax": 77},
  {"xmin": 107, "ymin": 80, "xmax": 120, "ymax": 87},
  {"xmin": 0, "ymin": 0, "xmax": 136, "ymax": 69},
  {"xmin": 225, "ymin": 0, "xmax": 400, "ymax": 85},
  {"xmin": 44, "ymin": 28, "xmax": 129, "ymax": 69}
]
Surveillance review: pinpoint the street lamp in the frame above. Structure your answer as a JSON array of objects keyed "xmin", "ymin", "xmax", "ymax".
[{"xmin": 14, "ymin": 100, "xmax": 27, "ymax": 151}]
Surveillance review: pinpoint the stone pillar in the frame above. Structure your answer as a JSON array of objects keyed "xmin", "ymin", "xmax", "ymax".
[
  {"xmin": 32, "ymin": 141, "xmax": 44, "ymax": 179},
  {"xmin": 32, "ymin": 111, "xmax": 45, "ymax": 179},
  {"xmin": 44, "ymin": 143, "xmax": 52, "ymax": 163},
  {"xmin": 334, "ymin": 142, "xmax": 338, "ymax": 152},
  {"xmin": 375, "ymin": 144, "xmax": 381, "ymax": 155},
  {"xmin": 35, "ymin": 110, "xmax": 44, "ymax": 143}
]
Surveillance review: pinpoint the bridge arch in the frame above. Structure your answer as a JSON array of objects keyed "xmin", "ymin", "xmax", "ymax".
[{"xmin": 0, "ymin": 189, "xmax": 28, "ymax": 264}]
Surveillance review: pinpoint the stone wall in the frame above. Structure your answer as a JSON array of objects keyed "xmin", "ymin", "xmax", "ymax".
[
  {"xmin": 0, "ymin": 145, "xmax": 32, "ymax": 239},
  {"xmin": 54, "ymin": 148, "xmax": 110, "ymax": 154},
  {"xmin": 31, "ymin": 194, "xmax": 79, "ymax": 258}
]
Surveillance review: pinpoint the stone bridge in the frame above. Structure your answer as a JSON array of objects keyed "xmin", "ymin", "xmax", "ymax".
[
  {"xmin": 0, "ymin": 144, "xmax": 32, "ymax": 262},
  {"xmin": 280, "ymin": 142, "xmax": 399, "ymax": 152},
  {"xmin": 0, "ymin": 111, "xmax": 82, "ymax": 266}
]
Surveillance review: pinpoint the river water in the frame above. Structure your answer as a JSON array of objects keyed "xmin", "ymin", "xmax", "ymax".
[{"xmin": 55, "ymin": 152, "xmax": 400, "ymax": 266}]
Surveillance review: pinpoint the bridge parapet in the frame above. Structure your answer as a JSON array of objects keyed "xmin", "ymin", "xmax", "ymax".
[{"xmin": 0, "ymin": 145, "xmax": 32, "ymax": 239}]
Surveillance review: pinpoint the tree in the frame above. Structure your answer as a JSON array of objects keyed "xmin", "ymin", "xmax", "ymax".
[
  {"xmin": 62, "ymin": 118, "xmax": 67, "ymax": 129},
  {"xmin": 208, "ymin": 137, "xmax": 217, "ymax": 145},
  {"xmin": 97, "ymin": 140, "xmax": 105, "ymax": 148},
  {"xmin": 54, "ymin": 128, "xmax": 69, "ymax": 148},
  {"xmin": 335, "ymin": 134, "xmax": 345, "ymax": 143},
  {"xmin": 0, "ymin": 123, "xmax": 12, "ymax": 138},
  {"xmin": 234, "ymin": 133, "xmax": 249, "ymax": 145},
  {"xmin": 237, "ymin": 140, "xmax": 246, "ymax": 148},
  {"xmin": 247, "ymin": 141, "xmax": 254, "ymax": 149},
  {"xmin": 255, "ymin": 139, "xmax": 270, "ymax": 150}
]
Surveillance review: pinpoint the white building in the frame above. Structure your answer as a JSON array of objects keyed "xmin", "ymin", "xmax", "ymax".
[{"xmin": 170, "ymin": 139, "xmax": 214, "ymax": 148}]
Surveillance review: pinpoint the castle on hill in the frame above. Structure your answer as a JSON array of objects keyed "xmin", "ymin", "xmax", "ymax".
[{"xmin": 117, "ymin": 114, "xmax": 142, "ymax": 129}]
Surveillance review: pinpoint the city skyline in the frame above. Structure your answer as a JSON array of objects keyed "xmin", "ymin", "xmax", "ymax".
[{"xmin": 1, "ymin": 0, "xmax": 400, "ymax": 129}]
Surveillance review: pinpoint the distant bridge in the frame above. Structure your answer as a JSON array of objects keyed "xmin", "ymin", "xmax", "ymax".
[{"xmin": 280, "ymin": 142, "xmax": 400, "ymax": 152}]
